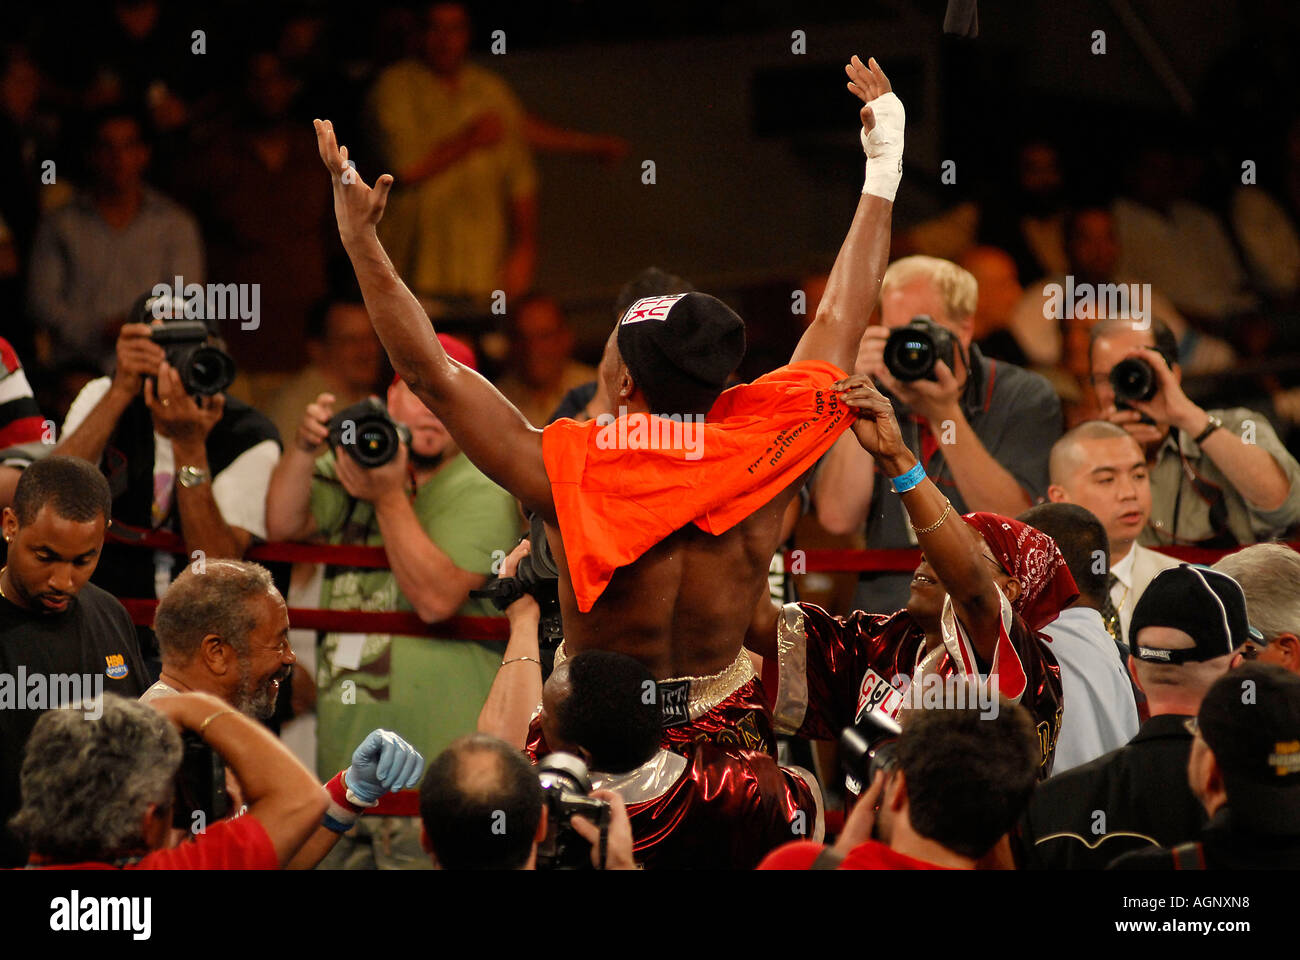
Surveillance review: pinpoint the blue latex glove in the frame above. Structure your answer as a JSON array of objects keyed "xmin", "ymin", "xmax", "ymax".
[{"xmin": 343, "ymin": 729, "xmax": 425, "ymax": 805}]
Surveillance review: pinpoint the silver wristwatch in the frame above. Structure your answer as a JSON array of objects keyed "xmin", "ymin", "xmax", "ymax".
[{"xmin": 177, "ymin": 465, "xmax": 211, "ymax": 488}]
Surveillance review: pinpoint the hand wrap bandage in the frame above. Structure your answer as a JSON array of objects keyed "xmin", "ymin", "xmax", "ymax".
[{"xmin": 860, "ymin": 91, "xmax": 905, "ymax": 201}]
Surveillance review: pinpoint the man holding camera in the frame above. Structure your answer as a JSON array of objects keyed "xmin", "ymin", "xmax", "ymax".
[
  {"xmin": 12, "ymin": 691, "xmax": 327, "ymax": 869},
  {"xmin": 815, "ymin": 254, "xmax": 1063, "ymax": 615},
  {"xmin": 54, "ymin": 295, "xmax": 280, "ymax": 652},
  {"xmin": 1089, "ymin": 317, "xmax": 1300, "ymax": 547},
  {"xmin": 265, "ymin": 339, "xmax": 518, "ymax": 869},
  {"xmin": 418, "ymin": 732, "xmax": 637, "ymax": 870},
  {"xmin": 759, "ymin": 696, "xmax": 1041, "ymax": 870}
]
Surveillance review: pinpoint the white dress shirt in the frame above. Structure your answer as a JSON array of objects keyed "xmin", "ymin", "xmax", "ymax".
[{"xmin": 1111, "ymin": 543, "xmax": 1182, "ymax": 647}]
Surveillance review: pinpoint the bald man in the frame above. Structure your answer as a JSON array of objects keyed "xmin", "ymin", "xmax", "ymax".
[{"xmin": 1047, "ymin": 420, "xmax": 1178, "ymax": 648}]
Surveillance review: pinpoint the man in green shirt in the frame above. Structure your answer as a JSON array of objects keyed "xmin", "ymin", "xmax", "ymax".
[{"xmin": 267, "ymin": 337, "xmax": 519, "ymax": 867}]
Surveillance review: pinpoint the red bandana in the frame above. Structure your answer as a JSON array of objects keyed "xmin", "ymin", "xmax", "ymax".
[{"xmin": 961, "ymin": 512, "xmax": 1078, "ymax": 633}]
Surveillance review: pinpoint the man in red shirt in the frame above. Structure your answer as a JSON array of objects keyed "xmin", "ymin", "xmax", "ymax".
[
  {"xmin": 759, "ymin": 696, "xmax": 1040, "ymax": 870},
  {"xmin": 12, "ymin": 691, "xmax": 326, "ymax": 869}
]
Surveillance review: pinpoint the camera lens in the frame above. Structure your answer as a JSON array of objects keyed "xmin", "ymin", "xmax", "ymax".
[
  {"xmin": 884, "ymin": 329, "xmax": 936, "ymax": 381},
  {"xmin": 1109, "ymin": 356, "xmax": 1157, "ymax": 403},
  {"xmin": 183, "ymin": 345, "xmax": 236, "ymax": 396}
]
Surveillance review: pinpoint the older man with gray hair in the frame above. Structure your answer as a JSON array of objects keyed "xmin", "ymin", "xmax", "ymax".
[
  {"xmin": 141, "ymin": 559, "xmax": 425, "ymax": 869},
  {"xmin": 142, "ymin": 559, "xmax": 294, "ymax": 718},
  {"xmin": 12, "ymin": 691, "xmax": 326, "ymax": 868},
  {"xmin": 815, "ymin": 254, "xmax": 1063, "ymax": 613},
  {"xmin": 1213, "ymin": 543, "xmax": 1300, "ymax": 673}
]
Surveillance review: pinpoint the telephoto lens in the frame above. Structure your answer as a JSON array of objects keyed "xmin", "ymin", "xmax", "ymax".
[
  {"xmin": 840, "ymin": 710, "xmax": 903, "ymax": 796},
  {"xmin": 1109, "ymin": 356, "xmax": 1158, "ymax": 404},
  {"xmin": 327, "ymin": 397, "xmax": 411, "ymax": 467},
  {"xmin": 883, "ymin": 315, "xmax": 956, "ymax": 382}
]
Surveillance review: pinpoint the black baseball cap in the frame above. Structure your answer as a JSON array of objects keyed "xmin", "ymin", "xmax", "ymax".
[
  {"xmin": 1130, "ymin": 564, "xmax": 1258, "ymax": 664},
  {"xmin": 1196, "ymin": 663, "xmax": 1300, "ymax": 835},
  {"xmin": 616, "ymin": 292, "xmax": 745, "ymax": 415}
]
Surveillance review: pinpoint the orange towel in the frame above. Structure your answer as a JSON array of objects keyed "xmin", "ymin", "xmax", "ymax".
[{"xmin": 542, "ymin": 360, "xmax": 853, "ymax": 612}]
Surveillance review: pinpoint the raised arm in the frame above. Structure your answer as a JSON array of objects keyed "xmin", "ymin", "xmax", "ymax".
[
  {"xmin": 791, "ymin": 56, "xmax": 903, "ymax": 374},
  {"xmin": 839, "ymin": 375, "xmax": 1004, "ymax": 663},
  {"xmin": 314, "ymin": 120, "xmax": 554, "ymax": 521}
]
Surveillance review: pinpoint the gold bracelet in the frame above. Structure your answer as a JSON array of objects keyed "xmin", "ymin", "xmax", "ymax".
[
  {"xmin": 199, "ymin": 708, "xmax": 237, "ymax": 736},
  {"xmin": 500, "ymin": 656, "xmax": 541, "ymax": 668},
  {"xmin": 910, "ymin": 499, "xmax": 952, "ymax": 536}
]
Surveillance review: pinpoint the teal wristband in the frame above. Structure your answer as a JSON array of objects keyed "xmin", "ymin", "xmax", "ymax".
[{"xmin": 890, "ymin": 462, "xmax": 926, "ymax": 494}]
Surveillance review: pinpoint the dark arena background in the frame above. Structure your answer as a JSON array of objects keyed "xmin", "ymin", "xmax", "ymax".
[{"xmin": 0, "ymin": 0, "xmax": 1295, "ymax": 944}]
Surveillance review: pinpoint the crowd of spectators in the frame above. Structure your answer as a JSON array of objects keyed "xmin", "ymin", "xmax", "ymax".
[{"xmin": 0, "ymin": 2, "xmax": 1298, "ymax": 875}]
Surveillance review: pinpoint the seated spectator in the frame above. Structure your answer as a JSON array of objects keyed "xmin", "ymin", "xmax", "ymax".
[
  {"xmin": 1046, "ymin": 420, "xmax": 1179, "ymax": 648},
  {"xmin": 418, "ymin": 732, "xmax": 635, "ymax": 870},
  {"xmin": 1009, "ymin": 205, "xmax": 1235, "ymax": 407},
  {"xmin": 0, "ymin": 336, "xmax": 46, "ymax": 507},
  {"xmin": 495, "ymin": 296, "xmax": 597, "ymax": 427},
  {"xmin": 478, "ymin": 543, "xmax": 823, "ymax": 869},
  {"xmin": 1017, "ymin": 565, "xmax": 1244, "ymax": 868},
  {"xmin": 755, "ymin": 383, "xmax": 1070, "ymax": 778},
  {"xmin": 1089, "ymin": 318, "xmax": 1300, "ymax": 548},
  {"xmin": 1110, "ymin": 664, "xmax": 1300, "ymax": 869},
  {"xmin": 1212, "ymin": 544, "xmax": 1300, "ymax": 674},
  {"xmin": 27, "ymin": 106, "xmax": 203, "ymax": 370},
  {"xmin": 144, "ymin": 559, "xmax": 425, "ymax": 870},
  {"xmin": 0, "ymin": 456, "xmax": 149, "ymax": 867},
  {"xmin": 814, "ymin": 254, "xmax": 1062, "ymax": 614},
  {"xmin": 758, "ymin": 695, "xmax": 1040, "ymax": 870},
  {"xmin": 1112, "ymin": 139, "xmax": 1258, "ymax": 327},
  {"xmin": 53, "ymin": 301, "xmax": 280, "ymax": 663},
  {"xmin": 958, "ymin": 245, "xmax": 1025, "ymax": 366},
  {"xmin": 1017, "ymin": 502, "xmax": 1139, "ymax": 773},
  {"xmin": 900, "ymin": 140, "xmax": 1069, "ymax": 285},
  {"xmin": 11, "ymin": 691, "xmax": 326, "ymax": 869},
  {"xmin": 265, "ymin": 298, "xmax": 384, "ymax": 446},
  {"xmin": 265, "ymin": 343, "xmax": 518, "ymax": 870}
]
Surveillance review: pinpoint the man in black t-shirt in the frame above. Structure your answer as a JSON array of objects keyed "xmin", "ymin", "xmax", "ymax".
[{"xmin": 0, "ymin": 456, "xmax": 148, "ymax": 867}]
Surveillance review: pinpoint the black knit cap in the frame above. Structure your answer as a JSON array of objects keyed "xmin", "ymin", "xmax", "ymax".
[
  {"xmin": 615, "ymin": 292, "xmax": 746, "ymax": 415},
  {"xmin": 1197, "ymin": 663, "xmax": 1300, "ymax": 835},
  {"xmin": 1130, "ymin": 564, "xmax": 1254, "ymax": 664}
]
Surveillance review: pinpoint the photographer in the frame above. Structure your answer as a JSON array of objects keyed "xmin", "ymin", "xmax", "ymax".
[
  {"xmin": 418, "ymin": 732, "xmax": 635, "ymax": 870},
  {"xmin": 1089, "ymin": 317, "xmax": 1300, "ymax": 547},
  {"xmin": 142, "ymin": 559, "xmax": 425, "ymax": 870},
  {"xmin": 814, "ymin": 255, "xmax": 1062, "ymax": 614},
  {"xmin": 265, "ymin": 340, "xmax": 518, "ymax": 869},
  {"xmin": 53, "ymin": 295, "xmax": 279, "ymax": 638},
  {"xmin": 759, "ymin": 696, "xmax": 1040, "ymax": 870},
  {"xmin": 12, "ymin": 691, "xmax": 327, "ymax": 869},
  {"xmin": 479, "ymin": 543, "xmax": 824, "ymax": 869}
]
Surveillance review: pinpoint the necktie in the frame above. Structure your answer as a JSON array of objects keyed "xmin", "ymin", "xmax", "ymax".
[{"xmin": 1100, "ymin": 571, "xmax": 1123, "ymax": 647}]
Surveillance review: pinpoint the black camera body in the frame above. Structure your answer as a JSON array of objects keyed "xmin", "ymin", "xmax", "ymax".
[
  {"xmin": 883, "ymin": 315, "xmax": 957, "ymax": 383},
  {"xmin": 839, "ymin": 710, "xmax": 903, "ymax": 797},
  {"xmin": 148, "ymin": 320, "xmax": 236, "ymax": 397},
  {"xmin": 173, "ymin": 730, "xmax": 230, "ymax": 830},
  {"xmin": 470, "ymin": 513, "xmax": 564, "ymax": 649},
  {"xmin": 535, "ymin": 752, "xmax": 611, "ymax": 870},
  {"xmin": 327, "ymin": 397, "xmax": 411, "ymax": 468},
  {"xmin": 1109, "ymin": 355, "xmax": 1159, "ymax": 406}
]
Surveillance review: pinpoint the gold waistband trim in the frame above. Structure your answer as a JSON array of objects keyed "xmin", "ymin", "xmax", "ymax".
[{"xmin": 554, "ymin": 642, "xmax": 756, "ymax": 721}]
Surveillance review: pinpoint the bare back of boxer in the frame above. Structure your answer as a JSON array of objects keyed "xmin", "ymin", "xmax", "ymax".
[{"xmin": 314, "ymin": 55, "xmax": 901, "ymax": 681}]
